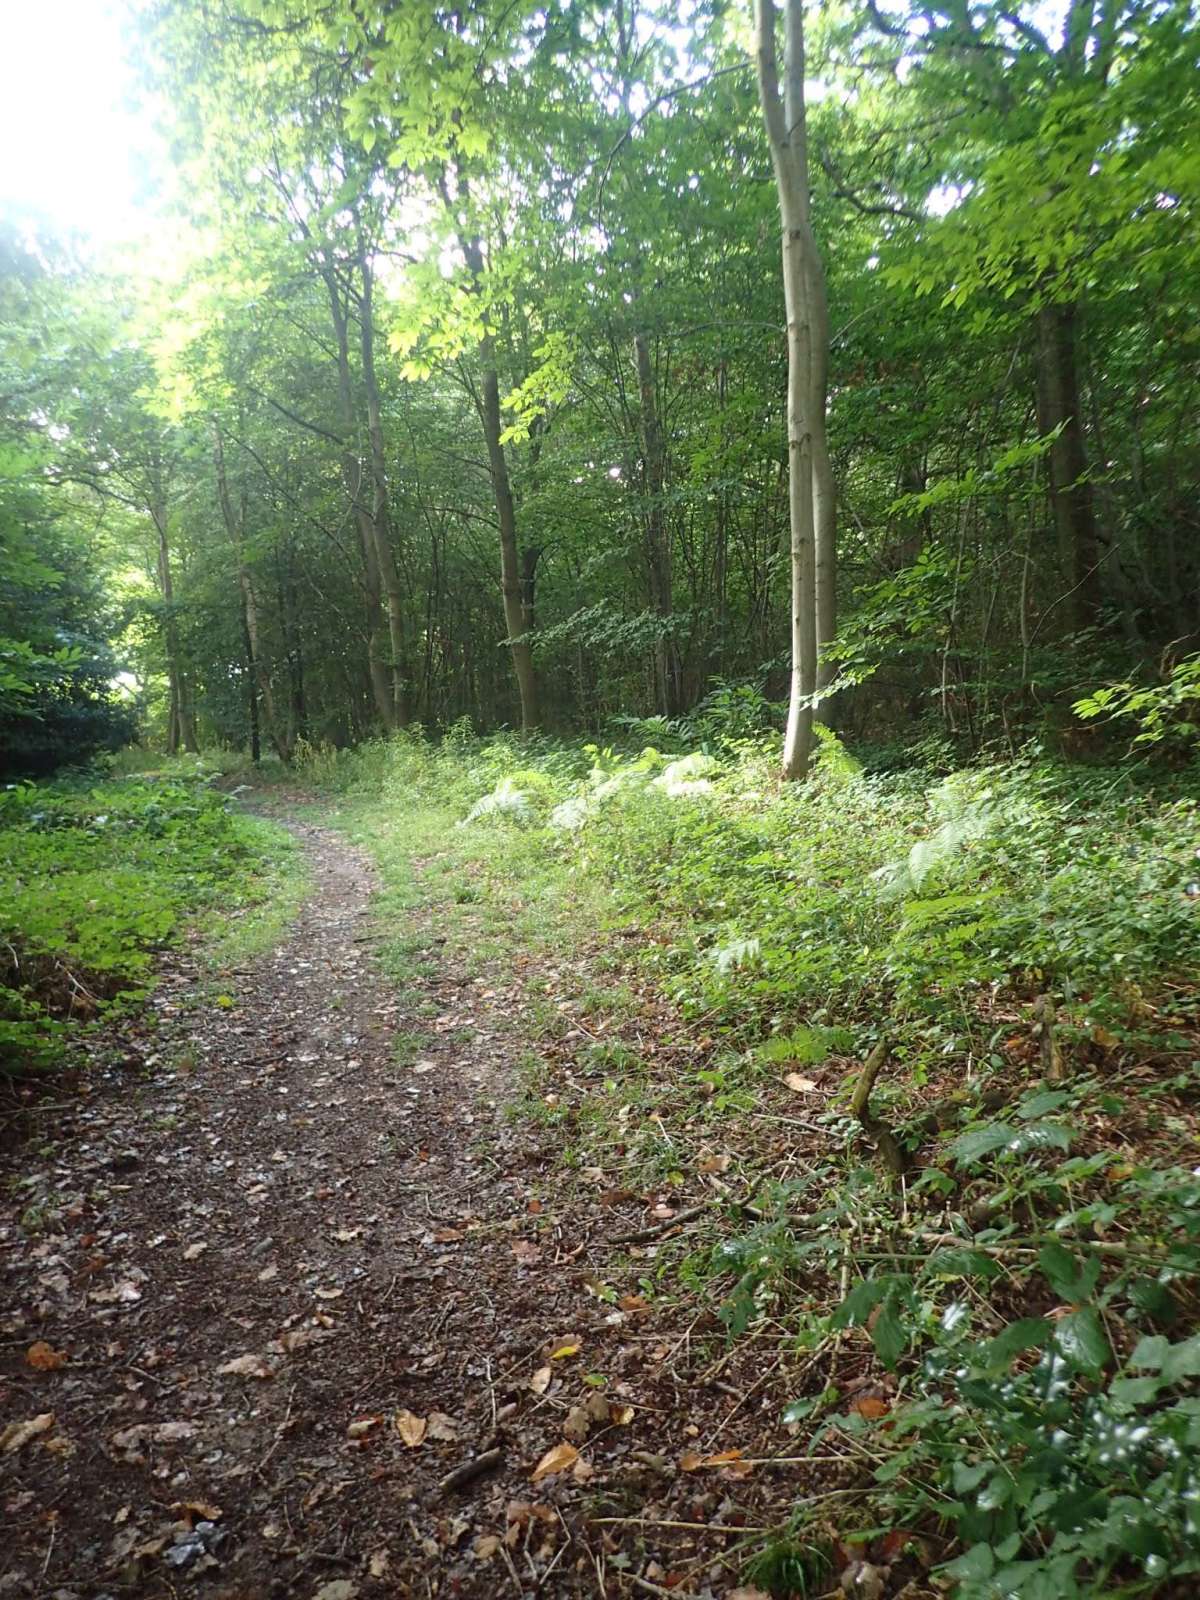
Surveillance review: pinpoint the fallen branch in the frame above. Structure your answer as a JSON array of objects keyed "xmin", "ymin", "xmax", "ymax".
[{"xmin": 438, "ymin": 1446, "xmax": 503, "ymax": 1495}]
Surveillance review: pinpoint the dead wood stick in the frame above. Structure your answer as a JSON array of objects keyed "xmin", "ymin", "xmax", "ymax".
[
  {"xmin": 609, "ymin": 1200, "xmax": 711, "ymax": 1246},
  {"xmin": 849, "ymin": 1037, "xmax": 908, "ymax": 1177},
  {"xmin": 438, "ymin": 1446, "xmax": 503, "ymax": 1495}
]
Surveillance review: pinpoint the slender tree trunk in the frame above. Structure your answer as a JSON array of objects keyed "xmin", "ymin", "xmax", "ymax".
[
  {"xmin": 460, "ymin": 231, "xmax": 540, "ymax": 731},
  {"xmin": 633, "ymin": 329, "xmax": 679, "ymax": 716},
  {"xmin": 1035, "ymin": 301, "xmax": 1103, "ymax": 630},
  {"xmin": 357, "ymin": 247, "xmax": 409, "ymax": 726},
  {"xmin": 211, "ymin": 418, "xmax": 288, "ymax": 761},
  {"xmin": 755, "ymin": 0, "xmax": 833, "ymax": 779},
  {"xmin": 321, "ymin": 263, "xmax": 396, "ymax": 730},
  {"xmin": 150, "ymin": 487, "xmax": 196, "ymax": 755}
]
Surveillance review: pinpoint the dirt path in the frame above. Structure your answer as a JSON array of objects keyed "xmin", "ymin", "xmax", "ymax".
[{"xmin": 1, "ymin": 815, "xmax": 788, "ymax": 1600}]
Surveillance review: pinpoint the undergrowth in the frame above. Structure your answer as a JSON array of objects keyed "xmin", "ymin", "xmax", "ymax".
[
  {"xmin": 0, "ymin": 764, "xmax": 297, "ymax": 1073},
  {"xmin": 299, "ymin": 715, "xmax": 1200, "ymax": 1599}
]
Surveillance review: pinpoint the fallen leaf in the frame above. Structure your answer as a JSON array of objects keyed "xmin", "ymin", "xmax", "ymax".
[
  {"xmin": 784, "ymin": 1073, "xmax": 818, "ymax": 1092},
  {"xmin": 618, "ymin": 1293, "xmax": 650, "ymax": 1314},
  {"xmin": 549, "ymin": 1342, "xmax": 580, "ymax": 1360},
  {"xmin": 26, "ymin": 1341, "xmax": 66, "ymax": 1372},
  {"xmin": 395, "ymin": 1409, "xmax": 427, "ymax": 1448},
  {"xmin": 312, "ymin": 1584, "xmax": 358, "ymax": 1600},
  {"xmin": 89, "ymin": 1279, "xmax": 142, "ymax": 1304},
  {"xmin": 217, "ymin": 1354, "xmax": 275, "ymax": 1379},
  {"xmin": 368, "ymin": 1550, "xmax": 390, "ymax": 1578},
  {"xmin": 433, "ymin": 1228, "xmax": 463, "ymax": 1243},
  {"xmin": 314, "ymin": 1287, "xmax": 344, "ymax": 1300},
  {"xmin": 183, "ymin": 1241, "xmax": 208, "ymax": 1260},
  {"xmin": 426, "ymin": 1412, "xmax": 458, "ymax": 1441},
  {"xmin": 727, "ymin": 1589, "xmax": 772, "ymax": 1599},
  {"xmin": 258, "ymin": 1264, "xmax": 279, "ymax": 1282},
  {"xmin": 511, "ymin": 1239, "xmax": 541, "ymax": 1264},
  {"xmin": 172, "ymin": 1500, "xmax": 223, "ymax": 1523},
  {"xmin": 563, "ymin": 1404, "xmax": 592, "ymax": 1442},
  {"xmin": 473, "ymin": 1534, "xmax": 501, "ymax": 1561},
  {"xmin": 609, "ymin": 1403, "xmax": 635, "ymax": 1425},
  {"xmin": 347, "ymin": 1417, "xmax": 380, "ymax": 1439},
  {"xmin": 529, "ymin": 1365, "xmax": 552, "ymax": 1395},
  {"xmin": 332, "ymin": 1227, "xmax": 363, "ymax": 1243},
  {"xmin": 680, "ymin": 1447, "xmax": 745, "ymax": 1471},
  {"xmin": 531, "ymin": 1441, "xmax": 579, "ymax": 1482},
  {"xmin": 697, "ymin": 1154, "xmax": 731, "ymax": 1174},
  {"xmin": 850, "ymin": 1396, "xmax": 891, "ymax": 1420},
  {"xmin": 1, "ymin": 1414, "xmax": 54, "ymax": 1453}
]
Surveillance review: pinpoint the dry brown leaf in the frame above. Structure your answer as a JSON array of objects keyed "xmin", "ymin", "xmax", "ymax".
[
  {"xmin": 426, "ymin": 1412, "xmax": 458, "ymax": 1441},
  {"xmin": 183, "ymin": 1241, "xmax": 208, "ymax": 1260},
  {"xmin": 1, "ymin": 1414, "xmax": 55, "ymax": 1453},
  {"xmin": 368, "ymin": 1550, "xmax": 390, "ymax": 1579},
  {"xmin": 332, "ymin": 1227, "xmax": 363, "ymax": 1242},
  {"xmin": 511, "ymin": 1239, "xmax": 541, "ymax": 1264},
  {"xmin": 697, "ymin": 1154, "xmax": 731, "ymax": 1174},
  {"xmin": 258, "ymin": 1264, "xmax": 279, "ymax": 1282},
  {"xmin": 531, "ymin": 1441, "xmax": 579, "ymax": 1482},
  {"xmin": 563, "ymin": 1404, "xmax": 591, "ymax": 1442},
  {"xmin": 680, "ymin": 1447, "xmax": 744, "ymax": 1471},
  {"xmin": 217, "ymin": 1354, "xmax": 275, "ymax": 1379},
  {"xmin": 784, "ymin": 1073, "xmax": 818, "ymax": 1092},
  {"xmin": 609, "ymin": 1403, "xmax": 635, "ymax": 1425},
  {"xmin": 172, "ymin": 1500, "xmax": 223, "ymax": 1523},
  {"xmin": 529, "ymin": 1365, "xmax": 552, "ymax": 1395},
  {"xmin": 347, "ymin": 1417, "xmax": 380, "ymax": 1439},
  {"xmin": 26, "ymin": 1341, "xmax": 66, "ymax": 1372},
  {"xmin": 312, "ymin": 1584, "xmax": 358, "ymax": 1600},
  {"xmin": 618, "ymin": 1293, "xmax": 650, "ymax": 1314},
  {"xmin": 849, "ymin": 1395, "xmax": 890, "ymax": 1420},
  {"xmin": 727, "ymin": 1589, "xmax": 772, "ymax": 1599},
  {"xmin": 394, "ymin": 1409, "xmax": 427, "ymax": 1448},
  {"xmin": 473, "ymin": 1535, "xmax": 501, "ymax": 1561},
  {"xmin": 314, "ymin": 1287, "xmax": 344, "ymax": 1300}
]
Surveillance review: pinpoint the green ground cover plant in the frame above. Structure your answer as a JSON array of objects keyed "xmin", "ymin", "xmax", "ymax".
[
  {"xmin": 301, "ymin": 720, "xmax": 1200, "ymax": 1597},
  {"xmin": 0, "ymin": 764, "xmax": 299, "ymax": 1072}
]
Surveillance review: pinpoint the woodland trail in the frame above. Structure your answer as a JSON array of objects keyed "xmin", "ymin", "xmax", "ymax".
[{"xmin": 0, "ymin": 812, "xmax": 794, "ymax": 1600}]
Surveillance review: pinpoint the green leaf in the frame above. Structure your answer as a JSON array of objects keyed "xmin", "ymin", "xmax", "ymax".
[
  {"xmin": 871, "ymin": 1301, "xmax": 908, "ymax": 1369},
  {"xmin": 984, "ymin": 1317, "xmax": 1053, "ymax": 1367},
  {"xmin": 1038, "ymin": 1241, "xmax": 1101, "ymax": 1302},
  {"xmin": 952, "ymin": 1122, "xmax": 1016, "ymax": 1165},
  {"xmin": 1054, "ymin": 1307, "xmax": 1111, "ymax": 1375}
]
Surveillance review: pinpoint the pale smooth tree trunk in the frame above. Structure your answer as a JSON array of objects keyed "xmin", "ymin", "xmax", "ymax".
[
  {"xmin": 633, "ymin": 329, "xmax": 678, "ymax": 716},
  {"xmin": 754, "ymin": 0, "xmax": 835, "ymax": 779}
]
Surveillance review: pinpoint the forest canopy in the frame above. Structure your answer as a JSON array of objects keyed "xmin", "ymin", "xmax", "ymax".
[{"xmin": 1, "ymin": 0, "xmax": 1198, "ymax": 769}]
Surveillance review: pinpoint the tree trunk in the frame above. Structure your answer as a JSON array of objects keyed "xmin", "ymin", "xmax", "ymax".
[
  {"xmin": 633, "ymin": 329, "xmax": 679, "ymax": 716},
  {"xmin": 321, "ymin": 262, "xmax": 396, "ymax": 731},
  {"xmin": 357, "ymin": 246, "xmax": 409, "ymax": 726},
  {"xmin": 755, "ymin": 0, "xmax": 833, "ymax": 779},
  {"xmin": 1035, "ymin": 301, "xmax": 1103, "ymax": 630},
  {"xmin": 460, "ymin": 231, "xmax": 540, "ymax": 731},
  {"xmin": 210, "ymin": 418, "xmax": 289, "ymax": 761},
  {"xmin": 150, "ymin": 488, "xmax": 196, "ymax": 755}
]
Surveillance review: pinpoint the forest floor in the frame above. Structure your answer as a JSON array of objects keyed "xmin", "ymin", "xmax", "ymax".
[{"xmin": 0, "ymin": 802, "xmax": 869, "ymax": 1600}]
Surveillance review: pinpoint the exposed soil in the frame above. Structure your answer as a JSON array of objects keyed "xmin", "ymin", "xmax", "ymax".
[{"xmin": 0, "ymin": 811, "xmax": 867, "ymax": 1600}]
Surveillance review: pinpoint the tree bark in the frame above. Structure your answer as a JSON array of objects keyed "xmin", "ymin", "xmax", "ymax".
[
  {"xmin": 321, "ymin": 262, "xmax": 396, "ymax": 730},
  {"xmin": 1035, "ymin": 301, "xmax": 1104, "ymax": 630},
  {"xmin": 755, "ymin": 0, "xmax": 834, "ymax": 779},
  {"xmin": 460, "ymin": 231, "xmax": 541, "ymax": 731},
  {"xmin": 149, "ymin": 482, "xmax": 197, "ymax": 755},
  {"xmin": 357, "ymin": 245, "xmax": 409, "ymax": 726},
  {"xmin": 211, "ymin": 418, "xmax": 288, "ymax": 761},
  {"xmin": 633, "ymin": 329, "xmax": 679, "ymax": 716}
]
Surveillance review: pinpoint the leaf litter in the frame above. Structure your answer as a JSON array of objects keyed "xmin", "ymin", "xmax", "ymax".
[{"xmin": 0, "ymin": 808, "xmax": 884, "ymax": 1597}]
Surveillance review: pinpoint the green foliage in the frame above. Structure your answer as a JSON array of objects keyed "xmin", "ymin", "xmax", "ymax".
[
  {"xmin": 1075, "ymin": 654, "xmax": 1200, "ymax": 749},
  {"xmin": 0, "ymin": 772, "xmax": 285, "ymax": 1072}
]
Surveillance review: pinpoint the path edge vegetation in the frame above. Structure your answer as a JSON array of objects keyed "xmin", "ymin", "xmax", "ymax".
[{"xmin": 287, "ymin": 720, "xmax": 1200, "ymax": 1600}]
